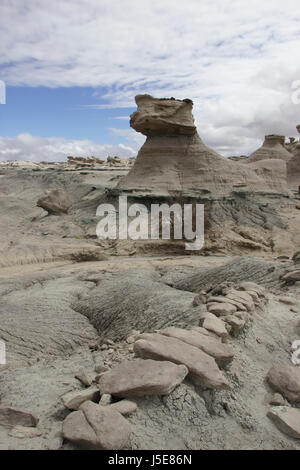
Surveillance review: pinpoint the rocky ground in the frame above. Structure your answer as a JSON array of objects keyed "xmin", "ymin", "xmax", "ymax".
[{"xmin": 0, "ymin": 164, "xmax": 300, "ymax": 450}]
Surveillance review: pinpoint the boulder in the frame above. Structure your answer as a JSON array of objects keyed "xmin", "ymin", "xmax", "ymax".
[
  {"xmin": 199, "ymin": 312, "xmax": 229, "ymax": 338},
  {"xmin": 224, "ymin": 289, "xmax": 255, "ymax": 311},
  {"xmin": 134, "ymin": 333, "xmax": 230, "ymax": 390},
  {"xmin": 61, "ymin": 386, "xmax": 100, "ymax": 410},
  {"xmin": 207, "ymin": 302, "xmax": 237, "ymax": 316},
  {"xmin": 158, "ymin": 326, "xmax": 234, "ymax": 366},
  {"xmin": 63, "ymin": 401, "xmax": 131, "ymax": 450},
  {"xmin": 98, "ymin": 358, "xmax": 188, "ymax": 397},
  {"xmin": 0, "ymin": 407, "xmax": 39, "ymax": 428},
  {"xmin": 37, "ymin": 188, "xmax": 72, "ymax": 214},
  {"xmin": 207, "ymin": 295, "xmax": 247, "ymax": 311},
  {"xmin": 266, "ymin": 364, "xmax": 300, "ymax": 403},
  {"xmin": 224, "ymin": 315, "xmax": 247, "ymax": 336},
  {"xmin": 267, "ymin": 406, "xmax": 300, "ymax": 439}
]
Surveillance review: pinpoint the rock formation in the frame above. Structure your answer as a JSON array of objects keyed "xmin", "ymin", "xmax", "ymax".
[
  {"xmin": 287, "ymin": 143, "xmax": 300, "ymax": 189},
  {"xmin": 117, "ymin": 95, "xmax": 288, "ymax": 197},
  {"xmin": 247, "ymin": 134, "xmax": 292, "ymax": 163}
]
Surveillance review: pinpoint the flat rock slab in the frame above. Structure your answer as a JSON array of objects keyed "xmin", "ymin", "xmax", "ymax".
[
  {"xmin": 134, "ymin": 333, "xmax": 230, "ymax": 390},
  {"xmin": 0, "ymin": 407, "xmax": 39, "ymax": 428},
  {"xmin": 268, "ymin": 406, "xmax": 300, "ymax": 439},
  {"xmin": 63, "ymin": 401, "xmax": 131, "ymax": 450},
  {"xmin": 199, "ymin": 312, "xmax": 229, "ymax": 338},
  {"xmin": 158, "ymin": 327, "xmax": 234, "ymax": 367},
  {"xmin": 267, "ymin": 364, "xmax": 300, "ymax": 403},
  {"xmin": 61, "ymin": 386, "xmax": 100, "ymax": 410},
  {"xmin": 207, "ymin": 302, "xmax": 237, "ymax": 316},
  {"xmin": 99, "ymin": 359, "xmax": 188, "ymax": 397}
]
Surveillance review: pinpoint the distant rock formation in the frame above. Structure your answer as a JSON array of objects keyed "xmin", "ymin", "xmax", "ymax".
[
  {"xmin": 118, "ymin": 95, "xmax": 287, "ymax": 197},
  {"xmin": 247, "ymin": 135, "xmax": 292, "ymax": 163},
  {"xmin": 287, "ymin": 143, "xmax": 300, "ymax": 189}
]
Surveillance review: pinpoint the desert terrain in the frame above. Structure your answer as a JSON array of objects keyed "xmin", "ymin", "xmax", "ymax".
[{"xmin": 0, "ymin": 96, "xmax": 300, "ymax": 451}]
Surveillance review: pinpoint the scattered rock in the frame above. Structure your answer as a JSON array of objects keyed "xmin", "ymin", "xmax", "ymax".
[
  {"xmin": 108, "ymin": 400, "xmax": 138, "ymax": 416},
  {"xmin": 99, "ymin": 393, "xmax": 112, "ymax": 406},
  {"xmin": 134, "ymin": 333, "xmax": 230, "ymax": 390},
  {"xmin": 282, "ymin": 270, "xmax": 300, "ymax": 283},
  {"xmin": 158, "ymin": 326, "xmax": 234, "ymax": 367},
  {"xmin": 267, "ymin": 364, "xmax": 300, "ymax": 403},
  {"xmin": 199, "ymin": 312, "xmax": 229, "ymax": 338},
  {"xmin": 8, "ymin": 425, "xmax": 42, "ymax": 439},
  {"xmin": 37, "ymin": 188, "xmax": 72, "ymax": 214},
  {"xmin": 267, "ymin": 406, "xmax": 300, "ymax": 439},
  {"xmin": 75, "ymin": 369, "xmax": 92, "ymax": 387},
  {"xmin": 207, "ymin": 302, "xmax": 237, "ymax": 316},
  {"xmin": 94, "ymin": 364, "xmax": 109, "ymax": 374},
  {"xmin": 278, "ymin": 296, "xmax": 298, "ymax": 306},
  {"xmin": 223, "ymin": 315, "xmax": 247, "ymax": 336},
  {"xmin": 61, "ymin": 386, "xmax": 100, "ymax": 410},
  {"xmin": 99, "ymin": 358, "xmax": 188, "ymax": 397},
  {"xmin": 47, "ymin": 434, "xmax": 63, "ymax": 450},
  {"xmin": 0, "ymin": 407, "xmax": 39, "ymax": 428},
  {"xmin": 269, "ymin": 393, "xmax": 285, "ymax": 406},
  {"xmin": 63, "ymin": 400, "xmax": 131, "ymax": 450}
]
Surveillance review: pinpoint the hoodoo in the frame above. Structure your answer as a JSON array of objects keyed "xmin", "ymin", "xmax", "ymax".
[
  {"xmin": 118, "ymin": 95, "xmax": 288, "ymax": 197},
  {"xmin": 247, "ymin": 134, "xmax": 292, "ymax": 163}
]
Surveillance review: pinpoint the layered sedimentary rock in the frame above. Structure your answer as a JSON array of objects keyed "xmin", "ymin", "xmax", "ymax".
[
  {"xmin": 247, "ymin": 134, "xmax": 292, "ymax": 163},
  {"xmin": 287, "ymin": 143, "xmax": 300, "ymax": 189},
  {"xmin": 248, "ymin": 159, "xmax": 288, "ymax": 193},
  {"xmin": 117, "ymin": 95, "xmax": 288, "ymax": 197}
]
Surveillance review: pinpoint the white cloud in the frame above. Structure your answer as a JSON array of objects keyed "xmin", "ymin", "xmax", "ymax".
[
  {"xmin": 0, "ymin": 0, "xmax": 300, "ymax": 155},
  {"xmin": 0, "ymin": 133, "xmax": 136, "ymax": 162}
]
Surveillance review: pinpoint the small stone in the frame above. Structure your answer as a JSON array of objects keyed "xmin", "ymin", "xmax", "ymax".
[
  {"xmin": 267, "ymin": 406, "xmax": 300, "ymax": 439},
  {"xmin": 61, "ymin": 386, "xmax": 100, "ymax": 410},
  {"xmin": 108, "ymin": 400, "xmax": 137, "ymax": 416},
  {"xmin": 207, "ymin": 302, "xmax": 237, "ymax": 316},
  {"xmin": 100, "ymin": 344, "xmax": 108, "ymax": 350},
  {"xmin": 99, "ymin": 393, "xmax": 112, "ymax": 406},
  {"xmin": 224, "ymin": 315, "xmax": 246, "ymax": 336},
  {"xmin": 199, "ymin": 312, "xmax": 229, "ymax": 339},
  {"xmin": 269, "ymin": 393, "xmax": 285, "ymax": 406},
  {"xmin": 278, "ymin": 296, "xmax": 298, "ymax": 306},
  {"xmin": 267, "ymin": 364, "xmax": 300, "ymax": 403},
  {"xmin": 94, "ymin": 364, "xmax": 109, "ymax": 374},
  {"xmin": 47, "ymin": 435, "xmax": 63, "ymax": 450},
  {"xmin": 126, "ymin": 336, "xmax": 136, "ymax": 344},
  {"xmin": 75, "ymin": 369, "xmax": 92, "ymax": 387},
  {"xmin": 282, "ymin": 270, "xmax": 300, "ymax": 282},
  {"xmin": 0, "ymin": 407, "xmax": 39, "ymax": 428},
  {"xmin": 8, "ymin": 426, "xmax": 42, "ymax": 439}
]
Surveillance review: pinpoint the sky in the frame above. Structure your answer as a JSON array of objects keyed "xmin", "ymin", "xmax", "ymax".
[{"xmin": 0, "ymin": 0, "xmax": 300, "ymax": 161}]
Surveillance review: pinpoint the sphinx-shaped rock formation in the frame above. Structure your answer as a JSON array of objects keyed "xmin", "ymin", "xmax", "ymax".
[
  {"xmin": 117, "ymin": 95, "xmax": 287, "ymax": 197},
  {"xmin": 247, "ymin": 134, "xmax": 292, "ymax": 163}
]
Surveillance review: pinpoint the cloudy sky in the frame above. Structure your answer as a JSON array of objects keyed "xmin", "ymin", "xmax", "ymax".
[{"xmin": 0, "ymin": 0, "xmax": 300, "ymax": 161}]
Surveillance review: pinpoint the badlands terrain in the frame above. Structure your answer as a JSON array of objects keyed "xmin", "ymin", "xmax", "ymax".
[{"xmin": 0, "ymin": 95, "xmax": 300, "ymax": 450}]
